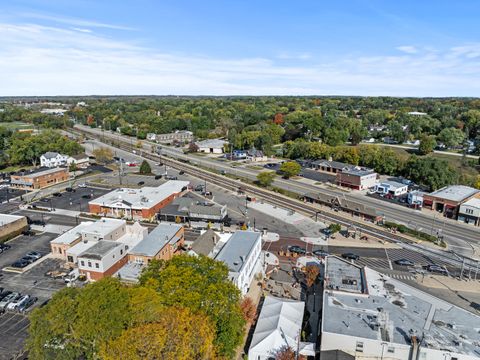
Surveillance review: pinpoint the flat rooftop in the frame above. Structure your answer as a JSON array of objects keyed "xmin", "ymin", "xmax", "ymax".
[
  {"xmin": 89, "ymin": 180, "xmax": 189, "ymax": 210},
  {"xmin": 0, "ymin": 214, "xmax": 25, "ymax": 226},
  {"xmin": 215, "ymin": 231, "xmax": 261, "ymax": 273},
  {"xmin": 50, "ymin": 221, "xmax": 94, "ymax": 245},
  {"xmin": 428, "ymin": 185, "xmax": 480, "ymax": 202},
  {"xmin": 129, "ymin": 223, "xmax": 182, "ymax": 257},
  {"xmin": 323, "ymin": 258, "xmax": 480, "ymax": 356},
  {"xmin": 325, "ymin": 256, "xmax": 366, "ymax": 294},
  {"xmin": 461, "ymin": 197, "xmax": 480, "ymax": 209},
  {"xmin": 342, "ymin": 168, "xmax": 376, "ymax": 177},
  {"xmin": 115, "ymin": 262, "xmax": 144, "ymax": 282},
  {"xmin": 81, "ymin": 218, "xmax": 125, "ymax": 238},
  {"xmin": 79, "ymin": 240, "xmax": 121, "ymax": 260},
  {"xmin": 66, "ymin": 240, "xmax": 96, "ymax": 256},
  {"xmin": 13, "ymin": 167, "xmax": 67, "ymax": 178},
  {"xmin": 380, "ymin": 180, "xmax": 406, "ymax": 188}
]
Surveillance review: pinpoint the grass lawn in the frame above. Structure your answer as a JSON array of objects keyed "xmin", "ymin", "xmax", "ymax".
[{"xmin": 0, "ymin": 164, "xmax": 35, "ymax": 173}]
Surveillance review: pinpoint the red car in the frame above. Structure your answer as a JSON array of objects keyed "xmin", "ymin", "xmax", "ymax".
[{"xmin": 126, "ymin": 162, "xmax": 137, "ymax": 167}]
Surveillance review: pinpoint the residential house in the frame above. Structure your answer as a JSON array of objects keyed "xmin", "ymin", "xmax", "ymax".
[
  {"xmin": 407, "ymin": 190, "xmax": 426, "ymax": 208},
  {"xmin": 66, "ymin": 154, "xmax": 90, "ymax": 169},
  {"xmin": 40, "ymin": 152, "xmax": 68, "ymax": 168},
  {"xmin": 246, "ymin": 149, "xmax": 267, "ymax": 162},
  {"xmin": 189, "ymin": 229, "xmax": 221, "ymax": 257},
  {"xmin": 214, "ymin": 230, "xmax": 262, "ymax": 295}
]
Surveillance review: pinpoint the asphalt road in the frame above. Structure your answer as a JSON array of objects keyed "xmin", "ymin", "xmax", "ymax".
[{"xmin": 75, "ymin": 125, "xmax": 480, "ymax": 258}]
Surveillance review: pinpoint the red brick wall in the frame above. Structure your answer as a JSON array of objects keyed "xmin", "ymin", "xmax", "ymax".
[{"xmin": 79, "ymin": 255, "xmax": 128, "ymax": 281}]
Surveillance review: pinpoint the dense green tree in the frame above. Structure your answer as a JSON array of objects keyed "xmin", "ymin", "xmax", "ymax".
[
  {"xmin": 404, "ymin": 156, "xmax": 458, "ymax": 190},
  {"xmin": 256, "ymin": 171, "xmax": 276, "ymax": 187},
  {"xmin": 418, "ymin": 135, "xmax": 437, "ymax": 155},
  {"xmin": 437, "ymin": 127, "xmax": 465, "ymax": 148},
  {"xmin": 139, "ymin": 160, "xmax": 152, "ymax": 174},
  {"xmin": 138, "ymin": 255, "xmax": 245, "ymax": 358},
  {"xmin": 279, "ymin": 161, "xmax": 302, "ymax": 178}
]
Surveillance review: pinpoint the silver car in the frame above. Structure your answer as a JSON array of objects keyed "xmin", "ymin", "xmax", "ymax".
[{"xmin": 0, "ymin": 292, "xmax": 20, "ymax": 310}]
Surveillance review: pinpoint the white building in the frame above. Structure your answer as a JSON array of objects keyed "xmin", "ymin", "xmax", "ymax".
[
  {"xmin": 195, "ymin": 139, "xmax": 227, "ymax": 154},
  {"xmin": 66, "ymin": 154, "xmax": 90, "ymax": 169},
  {"xmin": 458, "ymin": 197, "xmax": 480, "ymax": 227},
  {"xmin": 156, "ymin": 130, "xmax": 194, "ymax": 144},
  {"xmin": 375, "ymin": 181, "xmax": 408, "ymax": 197},
  {"xmin": 321, "ymin": 256, "xmax": 480, "ymax": 360},
  {"xmin": 40, "ymin": 152, "xmax": 68, "ymax": 168},
  {"xmin": 77, "ymin": 240, "xmax": 129, "ymax": 281},
  {"xmin": 248, "ymin": 296, "xmax": 314, "ymax": 360},
  {"xmin": 214, "ymin": 230, "xmax": 262, "ymax": 295}
]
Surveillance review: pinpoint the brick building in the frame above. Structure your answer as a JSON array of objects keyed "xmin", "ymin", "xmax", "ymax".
[
  {"xmin": 128, "ymin": 223, "xmax": 184, "ymax": 264},
  {"xmin": 423, "ymin": 185, "xmax": 480, "ymax": 219},
  {"xmin": 336, "ymin": 168, "xmax": 377, "ymax": 190},
  {"xmin": 77, "ymin": 241, "xmax": 129, "ymax": 281},
  {"xmin": 88, "ymin": 181, "xmax": 189, "ymax": 220},
  {"xmin": 10, "ymin": 167, "xmax": 69, "ymax": 191},
  {"xmin": 0, "ymin": 214, "xmax": 28, "ymax": 242}
]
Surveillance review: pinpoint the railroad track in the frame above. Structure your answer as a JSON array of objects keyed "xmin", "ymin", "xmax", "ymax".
[{"xmin": 73, "ymin": 127, "xmax": 480, "ymax": 273}]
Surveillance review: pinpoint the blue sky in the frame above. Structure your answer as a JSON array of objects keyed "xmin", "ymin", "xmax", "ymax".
[{"xmin": 1, "ymin": 0, "xmax": 480, "ymax": 96}]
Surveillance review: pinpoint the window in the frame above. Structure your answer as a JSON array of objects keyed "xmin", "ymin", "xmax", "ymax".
[
  {"xmin": 388, "ymin": 346, "xmax": 395, "ymax": 353},
  {"xmin": 355, "ymin": 341, "xmax": 364, "ymax": 352},
  {"xmin": 67, "ymin": 256, "xmax": 73, "ymax": 263},
  {"xmin": 95, "ymin": 263, "xmax": 99, "ymax": 269},
  {"xmin": 88, "ymin": 261, "xmax": 92, "ymax": 267},
  {"xmin": 80, "ymin": 260, "xmax": 85, "ymax": 266}
]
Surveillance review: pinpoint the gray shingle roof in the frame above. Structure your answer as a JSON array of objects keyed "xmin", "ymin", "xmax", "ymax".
[
  {"xmin": 215, "ymin": 231, "xmax": 261, "ymax": 273},
  {"xmin": 190, "ymin": 229, "xmax": 220, "ymax": 256},
  {"xmin": 129, "ymin": 223, "xmax": 182, "ymax": 257}
]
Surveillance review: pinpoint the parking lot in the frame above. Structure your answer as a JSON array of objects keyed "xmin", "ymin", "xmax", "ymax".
[
  {"xmin": 31, "ymin": 186, "xmax": 110, "ymax": 212},
  {"xmin": 0, "ymin": 232, "xmax": 68, "ymax": 359},
  {"xmin": 0, "ymin": 187, "xmax": 25, "ymax": 203}
]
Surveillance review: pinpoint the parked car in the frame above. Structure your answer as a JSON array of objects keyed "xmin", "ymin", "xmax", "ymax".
[
  {"xmin": 78, "ymin": 183, "xmax": 87, "ymax": 188},
  {"xmin": 341, "ymin": 252, "xmax": 360, "ymax": 260},
  {"xmin": 194, "ymin": 184, "xmax": 205, "ymax": 192},
  {"xmin": 81, "ymin": 194, "xmax": 92, "ymax": 199},
  {"xmin": 22, "ymin": 230, "xmax": 35, "ymax": 236},
  {"xmin": 65, "ymin": 187, "xmax": 75, "ymax": 192},
  {"xmin": 394, "ymin": 259, "xmax": 414, "ymax": 266},
  {"xmin": 126, "ymin": 162, "xmax": 137, "ymax": 167},
  {"xmin": 157, "ymin": 162, "xmax": 163, "ymax": 166},
  {"xmin": 425, "ymin": 264, "xmax": 448, "ymax": 275},
  {"xmin": 18, "ymin": 296, "xmax": 37, "ymax": 312},
  {"xmin": 0, "ymin": 244, "xmax": 11, "ymax": 251},
  {"xmin": 31, "ymin": 219, "xmax": 46, "ymax": 226},
  {"xmin": 154, "ymin": 174, "xmax": 163, "ymax": 180},
  {"xmin": 179, "ymin": 170, "xmax": 185, "ymax": 175},
  {"xmin": 0, "ymin": 292, "xmax": 20, "ymax": 310},
  {"xmin": 11, "ymin": 259, "xmax": 29, "ymax": 268},
  {"xmin": 137, "ymin": 181, "xmax": 145, "ymax": 186},
  {"xmin": 201, "ymin": 191, "xmax": 212, "ymax": 196},
  {"xmin": 165, "ymin": 175, "xmax": 178, "ymax": 180},
  {"xmin": 52, "ymin": 192, "xmax": 62, "ymax": 197},
  {"xmin": 20, "ymin": 256, "xmax": 36, "ymax": 264},
  {"xmin": 313, "ymin": 249, "xmax": 329, "ymax": 257},
  {"xmin": 7, "ymin": 295, "xmax": 30, "ymax": 311},
  {"xmin": 288, "ymin": 245, "xmax": 306, "ymax": 255},
  {"xmin": 26, "ymin": 251, "xmax": 42, "ymax": 260},
  {"xmin": 0, "ymin": 291, "xmax": 12, "ymax": 301}
]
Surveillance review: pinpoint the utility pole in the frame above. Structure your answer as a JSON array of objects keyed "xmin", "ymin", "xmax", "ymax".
[{"xmin": 118, "ymin": 161, "xmax": 123, "ymax": 185}]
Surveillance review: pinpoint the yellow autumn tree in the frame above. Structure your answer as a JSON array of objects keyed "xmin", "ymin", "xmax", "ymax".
[{"xmin": 100, "ymin": 307, "xmax": 217, "ymax": 360}]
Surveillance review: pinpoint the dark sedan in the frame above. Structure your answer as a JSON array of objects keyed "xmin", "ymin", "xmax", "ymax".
[
  {"xmin": 341, "ymin": 252, "xmax": 360, "ymax": 260},
  {"xmin": 394, "ymin": 259, "xmax": 414, "ymax": 266},
  {"xmin": 288, "ymin": 245, "xmax": 306, "ymax": 255}
]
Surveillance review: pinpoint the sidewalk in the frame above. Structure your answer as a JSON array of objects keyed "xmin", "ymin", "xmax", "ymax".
[{"xmin": 418, "ymin": 274, "xmax": 480, "ymax": 293}]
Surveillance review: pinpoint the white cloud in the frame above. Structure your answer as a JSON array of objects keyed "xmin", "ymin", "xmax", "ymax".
[
  {"xmin": 71, "ymin": 27, "xmax": 92, "ymax": 33},
  {"xmin": 277, "ymin": 52, "xmax": 312, "ymax": 60},
  {"xmin": 396, "ymin": 45, "xmax": 418, "ymax": 54},
  {"xmin": 1, "ymin": 22, "xmax": 480, "ymax": 96}
]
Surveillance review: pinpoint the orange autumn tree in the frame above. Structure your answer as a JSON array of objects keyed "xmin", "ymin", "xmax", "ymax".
[
  {"xmin": 274, "ymin": 113, "xmax": 284, "ymax": 125},
  {"xmin": 240, "ymin": 297, "xmax": 257, "ymax": 324}
]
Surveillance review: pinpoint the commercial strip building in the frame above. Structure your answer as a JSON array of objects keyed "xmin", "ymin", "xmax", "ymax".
[
  {"xmin": 423, "ymin": 185, "xmax": 480, "ymax": 219},
  {"xmin": 10, "ymin": 167, "xmax": 70, "ymax": 191},
  {"xmin": 88, "ymin": 180, "xmax": 190, "ymax": 220},
  {"xmin": 336, "ymin": 168, "xmax": 377, "ymax": 190},
  {"xmin": 458, "ymin": 197, "xmax": 480, "ymax": 226},
  {"xmin": 158, "ymin": 194, "xmax": 228, "ymax": 227},
  {"xmin": 0, "ymin": 214, "xmax": 28, "ymax": 242},
  {"xmin": 303, "ymin": 192, "xmax": 381, "ymax": 222},
  {"xmin": 214, "ymin": 230, "xmax": 263, "ymax": 295},
  {"xmin": 321, "ymin": 256, "xmax": 480, "ymax": 360},
  {"xmin": 195, "ymin": 139, "xmax": 227, "ymax": 154},
  {"xmin": 50, "ymin": 218, "xmax": 147, "ymax": 263},
  {"xmin": 248, "ymin": 296, "xmax": 314, "ymax": 359},
  {"xmin": 375, "ymin": 180, "xmax": 409, "ymax": 197},
  {"xmin": 147, "ymin": 130, "xmax": 194, "ymax": 144}
]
